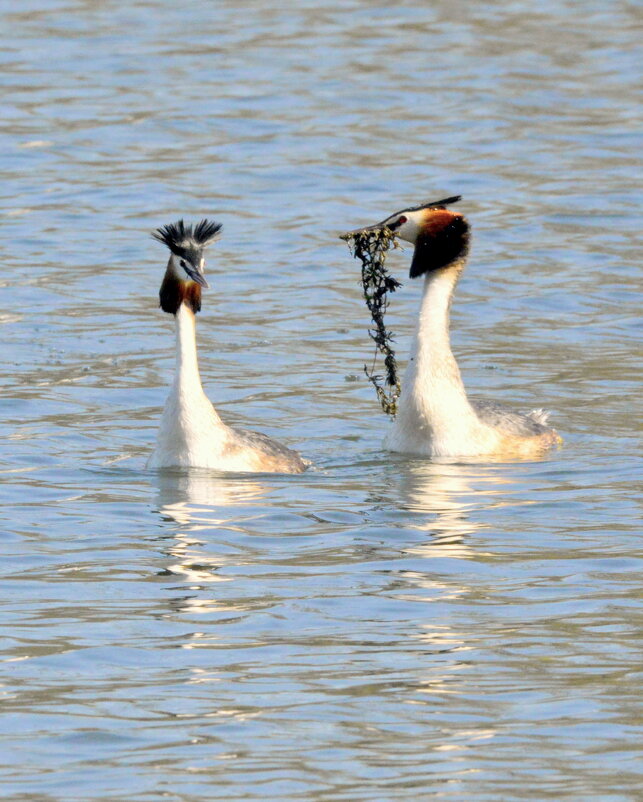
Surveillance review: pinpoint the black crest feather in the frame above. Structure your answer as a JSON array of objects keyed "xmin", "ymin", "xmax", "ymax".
[
  {"xmin": 152, "ymin": 218, "xmax": 222, "ymax": 256},
  {"xmin": 393, "ymin": 195, "xmax": 462, "ymax": 219},
  {"xmin": 419, "ymin": 195, "xmax": 462, "ymax": 210}
]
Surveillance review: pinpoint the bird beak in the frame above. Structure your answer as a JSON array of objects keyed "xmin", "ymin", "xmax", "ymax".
[
  {"xmin": 184, "ymin": 263, "xmax": 210, "ymax": 289},
  {"xmin": 339, "ymin": 218, "xmax": 394, "ymax": 240}
]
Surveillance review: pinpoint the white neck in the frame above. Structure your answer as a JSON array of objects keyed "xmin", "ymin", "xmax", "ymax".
[
  {"xmin": 391, "ymin": 261, "xmax": 484, "ymax": 450},
  {"xmin": 174, "ymin": 303, "xmax": 200, "ymax": 390},
  {"xmin": 413, "ymin": 266, "xmax": 460, "ymax": 366},
  {"xmin": 172, "ymin": 304, "xmax": 221, "ymax": 423},
  {"xmin": 148, "ymin": 302, "xmax": 238, "ymax": 469}
]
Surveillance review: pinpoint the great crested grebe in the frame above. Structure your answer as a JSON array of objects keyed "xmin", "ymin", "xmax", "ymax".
[
  {"xmin": 349, "ymin": 197, "xmax": 561, "ymax": 459},
  {"xmin": 147, "ymin": 219, "xmax": 306, "ymax": 473}
]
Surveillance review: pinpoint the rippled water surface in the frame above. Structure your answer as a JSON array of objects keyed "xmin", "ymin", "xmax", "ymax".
[{"xmin": 1, "ymin": 1, "xmax": 641, "ymax": 799}]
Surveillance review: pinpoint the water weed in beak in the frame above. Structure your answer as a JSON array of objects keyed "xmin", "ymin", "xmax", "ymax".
[{"xmin": 340, "ymin": 226, "xmax": 402, "ymax": 417}]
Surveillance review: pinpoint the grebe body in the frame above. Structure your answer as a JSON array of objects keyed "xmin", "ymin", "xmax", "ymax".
[
  {"xmin": 350, "ymin": 198, "xmax": 560, "ymax": 459},
  {"xmin": 147, "ymin": 219, "xmax": 306, "ymax": 474}
]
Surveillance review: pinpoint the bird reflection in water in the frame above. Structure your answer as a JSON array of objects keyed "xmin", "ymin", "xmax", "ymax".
[
  {"xmin": 396, "ymin": 458, "xmax": 514, "ymax": 560},
  {"xmin": 385, "ymin": 459, "xmax": 516, "ymax": 726},
  {"xmin": 152, "ymin": 470, "xmax": 271, "ymax": 620},
  {"xmin": 373, "ymin": 458, "xmax": 520, "ymax": 612}
]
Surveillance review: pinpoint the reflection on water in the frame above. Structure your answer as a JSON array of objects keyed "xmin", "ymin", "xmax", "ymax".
[
  {"xmin": 0, "ymin": 0, "xmax": 640, "ymax": 799},
  {"xmin": 154, "ymin": 471, "xmax": 272, "ymax": 617},
  {"xmin": 398, "ymin": 460, "xmax": 501, "ymax": 550},
  {"xmin": 155, "ymin": 468, "xmax": 271, "ymax": 526}
]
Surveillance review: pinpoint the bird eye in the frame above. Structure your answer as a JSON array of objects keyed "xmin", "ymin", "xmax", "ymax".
[
  {"xmin": 398, "ymin": 216, "xmax": 407, "ymax": 225},
  {"xmin": 180, "ymin": 259, "xmax": 186, "ymax": 268}
]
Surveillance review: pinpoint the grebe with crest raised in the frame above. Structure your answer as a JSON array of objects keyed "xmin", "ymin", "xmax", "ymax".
[
  {"xmin": 348, "ymin": 197, "xmax": 561, "ymax": 459},
  {"xmin": 147, "ymin": 219, "xmax": 306, "ymax": 473}
]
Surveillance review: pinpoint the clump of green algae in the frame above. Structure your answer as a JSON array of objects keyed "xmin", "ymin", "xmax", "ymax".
[{"xmin": 340, "ymin": 226, "xmax": 401, "ymax": 417}]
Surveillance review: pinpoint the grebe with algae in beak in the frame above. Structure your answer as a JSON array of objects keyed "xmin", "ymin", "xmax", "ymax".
[
  {"xmin": 147, "ymin": 219, "xmax": 306, "ymax": 473},
  {"xmin": 347, "ymin": 197, "xmax": 561, "ymax": 459}
]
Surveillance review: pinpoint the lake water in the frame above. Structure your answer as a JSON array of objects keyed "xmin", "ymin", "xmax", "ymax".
[{"xmin": 1, "ymin": 0, "xmax": 641, "ymax": 799}]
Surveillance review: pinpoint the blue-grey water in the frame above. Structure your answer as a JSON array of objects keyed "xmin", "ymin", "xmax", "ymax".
[{"xmin": 1, "ymin": 1, "xmax": 641, "ymax": 799}]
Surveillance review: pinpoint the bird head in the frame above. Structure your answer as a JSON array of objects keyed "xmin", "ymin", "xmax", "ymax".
[
  {"xmin": 345, "ymin": 196, "xmax": 470, "ymax": 278},
  {"xmin": 152, "ymin": 218, "xmax": 222, "ymax": 314}
]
